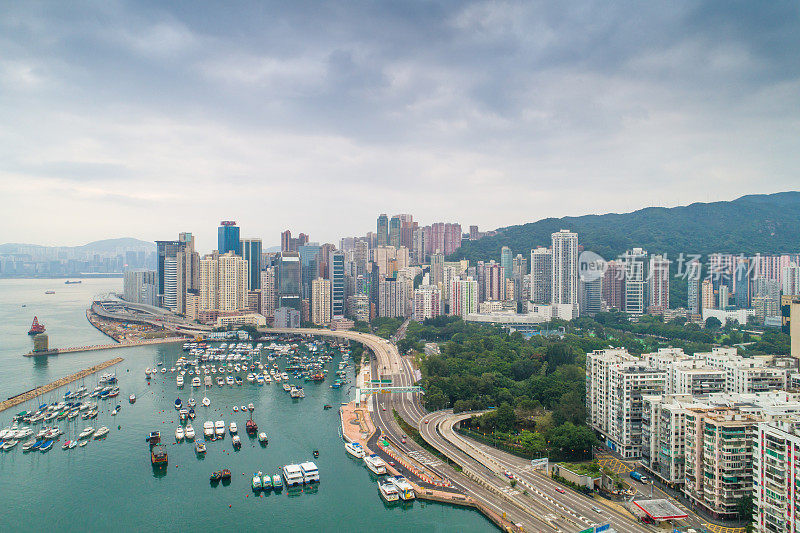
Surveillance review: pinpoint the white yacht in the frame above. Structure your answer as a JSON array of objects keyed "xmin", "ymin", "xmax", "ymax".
[
  {"xmin": 299, "ymin": 461, "xmax": 319, "ymax": 483},
  {"xmin": 93, "ymin": 426, "xmax": 109, "ymax": 439},
  {"xmin": 378, "ymin": 480, "xmax": 399, "ymax": 502},
  {"xmin": 191, "ymin": 377, "xmax": 201, "ymax": 387},
  {"xmin": 282, "ymin": 464, "xmax": 304, "ymax": 487},
  {"xmin": 214, "ymin": 420, "xmax": 225, "ymax": 437},
  {"xmin": 185, "ymin": 424, "xmax": 195, "ymax": 440},
  {"xmin": 229, "ymin": 422, "xmax": 237, "ymax": 435},
  {"xmin": 176, "ymin": 375, "xmax": 184, "ymax": 388},
  {"xmin": 202, "ymin": 397, "xmax": 211, "ymax": 407},
  {"xmin": 78, "ymin": 427, "xmax": 95, "ymax": 439},
  {"xmin": 389, "ymin": 476, "xmax": 415, "ymax": 500},
  {"xmin": 203, "ymin": 421, "xmax": 214, "ymax": 438},
  {"xmin": 364, "ymin": 454, "xmax": 387, "ymax": 475},
  {"xmin": 175, "ymin": 426, "xmax": 184, "ymax": 441},
  {"xmin": 345, "ymin": 441, "xmax": 365, "ymax": 458}
]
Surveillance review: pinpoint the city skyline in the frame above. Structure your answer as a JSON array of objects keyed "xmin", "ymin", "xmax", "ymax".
[{"xmin": 3, "ymin": 2, "xmax": 800, "ymax": 249}]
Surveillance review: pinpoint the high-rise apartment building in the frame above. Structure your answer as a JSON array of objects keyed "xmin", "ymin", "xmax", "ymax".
[
  {"xmin": 687, "ymin": 261, "xmax": 701, "ymax": 315},
  {"xmin": 378, "ymin": 277, "xmax": 406, "ymax": 318},
  {"xmin": 377, "ymin": 214, "xmax": 389, "ymax": 247},
  {"xmin": 754, "ymin": 419, "xmax": 800, "ymax": 533},
  {"xmin": 735, "ymin": 257, "xmax": 752, "ymax": 309},
  {"xmin": 413, "ymin": 285, "xmax": 442, "ymax": 320},
  {"xmin": 155, "ymin": 233, "xmax": 199, "ymax": 313},
  {"xmin": 648, "ymin": 254, "xmax": 670, "ymax": 313},
  {"xmin": 602, "ymin": 260, "xmax": 625, "ymax": 311},
  {"xmin": 217, "ymin": 221, "xmax": 241, "ymax": 256},
  {"xmin": 551, "ymin": 230, "xmax": 579, "ymax": 318},
  {"xmin": 280, "ymin": 230, "xmax": 309, "ymax": 253},
  {"xmin": 123, "ymin": 270, "xmax": 158, "ymax": 307},
  {"xmin": 623, "ymin": 248, "xmax": 648, "ymax": 315},
  {"xmin": 449, "ymin": 276, "xmax": 479, "ymax": 318},
  {"xmin": 198, "ymin": 252, "xmax": 248, "ymax": 312},
  {"xmin": 702, "ymin": 278, "xmax": 715, "ymax": 310},
  {"xmin": 430, "ymin": 252, "xmax": 444, "ymax": 287},
  {"xmin": 782, "ymin": 263, "xmax": 800, "ymax": 296},
  {"xmin": 531, "ymin": 247, "xmax": 552, "ymax": 305},
  {"xmin": 240, "ymin": 238, "xmax": 262, "ymax": 290},
  {"xmin": 260, "ymin": 267, "xmax": 277, "ymax": 318},
  {"xmin": 389, "ymin": 216, "xmax": 401, "ymax": 248},
  {"xmin": 311, "ymin": 278, "xmax": 331, "ymax": 325},
  {"xmin": 481, "ymin": 261, "xmax": 505, "ymax": 301}
]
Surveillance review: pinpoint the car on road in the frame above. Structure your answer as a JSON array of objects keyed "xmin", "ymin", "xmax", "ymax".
[
  {"xmin": 389, "ymin": 461, "xmax": 395, "ymax": 466},
  {"xmin": 424, "ymin": 419, "xmax": 429, "ymax": 424},
  {"xmin": 401, "ymin": 436, "xmax": 406, "ymax": 444},
  {"xmin": 555, "ymin": 487, "xmax": 566, "ymax": 494},
  {"xmin": 382, "ymin": 407, "xmax": 386, "ymax": 411},
  {"xmin": 503, "ymin": 470, "xmax": 514, "ymax": 479},
  {"xmin": 591, "ymin": 506, "xmax": 601, "ymax": 513}
]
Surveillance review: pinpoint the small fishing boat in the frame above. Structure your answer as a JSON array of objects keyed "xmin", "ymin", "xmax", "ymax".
[
  {"xmin": 247, "ymin": 403, "xmax": 254, "ymax": 412},
  {"xmin": 323, "ymin": 404, "xmax": 333, "ymax": 410},
  {"xmin": 232, "ymin": 435, "xmax": 241, "ymax": 449},
  {"xmin": 175, "ymin": 426, "xmax": 184, "ymax": 441},
  {"xmin": 210, "ymin": 470, "xmax": 222, "ymax": 482},
  {"xmin": 79, "ymin": 440, "xmax": 88, "ymax": 447},
  {"xmin": 202, "ymin": 397, "xmax": 211, "ymax": 407},
  {"xmin": 221, "ymin": 469, "xmax": 231, "ymax": 480},
  {"xmin": 187, "ymin": 398, "xmax": 196, "ymax": 407},
  {"xmin": 261, "ymin": 473, "xmax": 272, "ymax": 489},
  {"xmin": 258, "ymin": 432, "xmax": 268, "ymax": 445},
  {"xmin": 229, "ymin": 422, "xmax": 237, "ymax": 435},
  {"xmin": 129, "ymin": 394, "xmax": 136, "ymax": 404},
  {"xmin": 93, "ymin": 426, "xmax": 109, "ymax": 439},
  {"xmin": 195, "ymin": 440, "xmax": 206, "ymax": 454},
  {"xmin": 313, "ymin": 450, "xmax": 319, "ymax": 458},
  {"xmin": 39, "ymin": 440, "xmax": 54, "ymax": 452},
  {"xmin": 146, "ymin": 431, "xmax": 161, "ymax": 444},
  {"xmin": 272, "ymin": 474, "xmax": 282, "ymax": 490},
  {"xmin": 2, "ymin": 439, "xmax": 19, "ymax": 450},
  {"xmin": 233, "ymin": 406, "xmax": 238, "ymax": 412},
  {"xmin": 252, "ymin": 472, "xmax": 262, "ymax": 490},
  {"xmin": 21, "ymin": 439, "xmax": 37, "ymax": 452},
  {"xmin": 174, "ymin": 398, "xmax": 182, "ymax": 410},
  {"xmin": 245, "ymin": 419, "xmax": 258, "ymax": 434}
]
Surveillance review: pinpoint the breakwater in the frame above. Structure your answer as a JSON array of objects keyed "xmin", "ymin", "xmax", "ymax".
[{"xmin": 0, "ymin": 357, "xmax": 123, "ymax": 413}]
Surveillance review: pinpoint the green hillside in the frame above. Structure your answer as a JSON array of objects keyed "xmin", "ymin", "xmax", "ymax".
[{"xmin": 453, "ymin": 191, "xmax": 800, "ymax": 263}]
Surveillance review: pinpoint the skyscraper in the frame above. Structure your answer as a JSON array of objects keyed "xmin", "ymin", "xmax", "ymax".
[
  {"xmin": 217, "ymin": 221, "xmax": 241, "ymax": 255},
  {"xmin": 531, "ymin": 247, "xmax": 552, "ymax": 305},
  {"xmin": 298, "ymin": 243, "xmax": 321, "ymax": 300},
  {"xmin": 156, "ymin": 233, "xmax": 199, "ymax": 313},
  {"xmin": 240, "ymin": 238, "xmax": 262, "ymax": 290},
  {"xmin": 430, "ymin": 252, "xmax": 445, "ymax": 287},
  {"xmin": 602, "ymin": 260, "xmax": 625, "ymax": 311},
  {"xmin": 449, "ymin": 276, "xmax": 479, "ymax": 318},
  {"xmin": 389, "ymin": 216, "xmax": 401, "ymax": 248},
  {"xmin": 481, "ymin": 261, "xmax": 505, "ymax": 301},
  {"xmin": 500, "ymin": 246, "xmax": 513, "ymax": 279},
  {"xmin": 311, "ymin": 278, "xmax": 331, "ymax": 325},
  {"xmin": 260, "ymin": 267, "xmax": 277, "ymax": 318},
  {"xmin": 378, "ymin": 277, "xmax": 405, "ymax": 318},
  {"xmin": 734, "ymin": 258, "xmax": 751, "ymax": 309},
  {"xmin": 329, "ymin": 251, "xmax": 345, "ymax": 318},
  {"xmin": 198, "ymin": 252, "xmax": 248, "ymax": 312},
  {"xmin": 551, "ymin": 230, "xmax": 579, "ymax": 317},
  {"xmin": 622, "ymin": 248, "xmax": 648, "ymax": 316},
  {"xmin": 687, "ymin": 260, "xmax": 701, "ymax": 315},
  {"xmin": 377, "ymin": 214, "xmax": 389, "ymax": 247},
  {"xmin": 702, "ymin": 278, "xmax": 715, "ymax": 310},
  {"xmin": 648, "ymin": 254, "xmax": 670, "ymax": 314},
  {"xmin": 277, "ymin": 252, "xmax": 301, "ymax": 310},
  {"xmin": 281, "ymin": 230, "xmax": 309, "ymax": 253}
]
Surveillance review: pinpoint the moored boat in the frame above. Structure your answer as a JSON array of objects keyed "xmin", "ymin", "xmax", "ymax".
[
  {"xmin": 345, "ymin": 441, "xmax": 365, "ymax": 458},
  {"xmin": 93, "ymin": 426, "xmax": 109, "ymax": 439},
  {"xmin": 378, "ymin": 480, "xmax": 400, "ymax": 502},
  {"xmin": 364, "ymin": 454, "xmax": 387, "ymax": 475}
]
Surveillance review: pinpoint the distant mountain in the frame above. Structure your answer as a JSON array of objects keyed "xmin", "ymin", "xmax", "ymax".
[
  {"xmin": 0, "ymin": 238, "xmax": 154, "ymax": 254},
  {"xmin": 452, "ymin": 191, "xmax": 800, "ymax": 263}
]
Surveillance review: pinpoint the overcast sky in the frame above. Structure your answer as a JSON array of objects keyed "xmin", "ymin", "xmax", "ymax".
[{"xmin": 1, "ymin": 1, "xmax": 798, "ymax": 252}]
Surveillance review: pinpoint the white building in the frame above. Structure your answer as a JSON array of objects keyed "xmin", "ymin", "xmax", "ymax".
[
  {"xmin": 413, "ymin": 285, "xmax": 442, "ymax": 321},
  {"xmin": 449, "ymin": 276, "xmax": 479, "ymax": 318},
  {"xmin": 551, "ymin": 230, "xmax": 578, "ymax": 318},
  {"xmin": 311, "ymin": 278, "xmax": 331, "ymax": 326},
  {"xmin": 199, "ymin": 252, "xmax": 248, "ymax": 313}
]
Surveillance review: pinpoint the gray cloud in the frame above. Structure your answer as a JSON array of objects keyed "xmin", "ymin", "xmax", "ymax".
[{"xmin": 0, "ymin": 0, "xmax": 798, "ymax": 250}]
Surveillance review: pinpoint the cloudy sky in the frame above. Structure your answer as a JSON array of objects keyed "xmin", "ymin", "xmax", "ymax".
[{"xmin": 1, "ymin": 1, "xmax": 798, "ymax": 251}]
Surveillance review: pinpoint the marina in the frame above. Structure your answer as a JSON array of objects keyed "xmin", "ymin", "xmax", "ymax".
[{"xmin": 0, "ymin": 278, "xmax": 493, "ymax": 531}]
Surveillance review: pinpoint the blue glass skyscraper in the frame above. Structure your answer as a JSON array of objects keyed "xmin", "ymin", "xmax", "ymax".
[{"xmin": 218, "ymin": 221, "xmax": 241, "ymax": 255}]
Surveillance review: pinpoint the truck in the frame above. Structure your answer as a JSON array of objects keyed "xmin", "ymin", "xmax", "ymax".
[{"xmin": 630, "ymin": 471, "xmax": 649, "ymax": 484}]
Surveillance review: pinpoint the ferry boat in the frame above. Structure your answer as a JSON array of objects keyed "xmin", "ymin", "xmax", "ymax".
[
  {"xmin": 345, "ymin": 441, "xmax": 365, "ymax": 458},
  {"xmin": 28, "ymin": 316, "xmax": 45, "ymax": 335},
  {"xmin": 364, "ymin": 454, "xmax": 387, "ymax": 475},
  {"xmin": 300, "ymin": 461, "xmax": 319, "ymax": 483},
  {"xmin": 282, "ymin": 464, "xmax": 304, "ymax": 487},
  {"xmin": 378, "ymin": 480, "xmax": 400, "ymax": 502},
  {"xmin": 389, "ymin": 476, "xmax": 416, "ymax": 500}
]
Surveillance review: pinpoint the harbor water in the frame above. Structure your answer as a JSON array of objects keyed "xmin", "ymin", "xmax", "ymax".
[{"xmin": 0, "ymin": 279, "xmax": 493, "ymax": 532}]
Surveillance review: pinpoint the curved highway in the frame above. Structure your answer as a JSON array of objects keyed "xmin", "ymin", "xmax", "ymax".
[{"xmin": 268, "ymin": 327, "xmax": 651, "ymax": 533}]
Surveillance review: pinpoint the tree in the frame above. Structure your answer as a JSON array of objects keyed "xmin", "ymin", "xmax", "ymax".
[
  {"xmin": 737, "ymin": 494, "xmax": 754, "ymax": 523},
  {"xmin": 495, "ymin": 403, "xmax": 516, "ymax": 433},
  {"xmin": 705, "ymin": 316, "xmax": 722, "ymax": 330}
]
